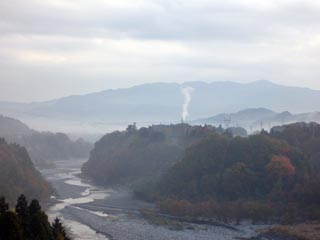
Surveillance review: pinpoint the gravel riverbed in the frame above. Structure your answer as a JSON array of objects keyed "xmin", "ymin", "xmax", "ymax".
[{"xmin": 41, "ymin": 159, "xmax": 268, "ymax": 240}]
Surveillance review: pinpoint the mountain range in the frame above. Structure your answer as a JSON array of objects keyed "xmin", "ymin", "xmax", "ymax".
[
  {"xmin": 1, "ymin": 80, "xmax": 320, "ymax": 134},
  {"xmin": 193, "ymin": 108, "xmax": 320, "ymax": 131},
  {"xmin": 0, "ymin": 115, "xmax": 92, "ymax": 167}
]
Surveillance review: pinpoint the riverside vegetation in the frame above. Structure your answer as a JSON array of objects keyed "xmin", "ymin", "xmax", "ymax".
[
  {"xmin": 0, "ymin": 137, "xmax": 72, "ymax": 239},
  {"xmin": 0, "ymin": 115, "xmax": 92, "ymax": 168},
  {"xmin": 0, "ymin": 195, "xmax": 71, "ymax": 240},
  {"xmin": 0, "ymin": 138, "xmax": 52, "ymax": 205},
  {"xmin": 83, "ymin": 122, "xmax": 320, "ymax": 225}
]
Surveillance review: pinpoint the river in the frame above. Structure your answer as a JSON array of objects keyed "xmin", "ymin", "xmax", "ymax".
[
  {"xmin": 40, "ymin": 159, "xmax": 267, "ymax": 240},
  {"xmin": 41, "ymin": 159, "xmax": 110, "ymax": 240}
]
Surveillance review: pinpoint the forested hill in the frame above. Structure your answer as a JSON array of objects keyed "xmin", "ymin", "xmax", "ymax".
[
  {"xmin": 136, "ymin": 123, "xmax": 320, "ymax": 222},
  {"xmin": 0, "ymin": 115, "xmax": 92, "ymax": 167},
  {"xmin": 271, "ymin": 122, "xmax": 320, "ymax": 172},
  {"xmin": 271, "ymin": 122, "xmax": 320, "ymax": 155},
  {"xmin": 0, "ymin": 138, "xmax": 52, "ymax": 205},
  {"xmin": 82, "ymin": 124, "xmax": 219, "ymax": 185},
  {"xmin": 149, "ymin": 134, "xmax": 304, "ymax": 201},
  {"xmin": 82, "ymin": 122, "xmax": 320, "ymax": 221}
]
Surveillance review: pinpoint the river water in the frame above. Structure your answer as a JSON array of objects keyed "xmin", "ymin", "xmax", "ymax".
[
  {"xmin": 41, "ymin": 159, "xmax": 110, "ymax": 240},
  {"xmin": 40, "ymin": 159, "xmax": 266, "ymax": 240}
]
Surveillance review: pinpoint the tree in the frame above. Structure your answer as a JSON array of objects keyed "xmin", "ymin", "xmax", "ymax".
[
  {"xmin": 126, "ymin": 123, "xmax": 137, "ymax": 132},
  {"xmin": 267, "ymin": 155, "xmax": 296, "ymax": 201},
  {"xmin": 0, "ymin": 196, "xmax": 9, "ymax": 214},
  {"xmin": 15, "ymin": 194, "xmax": 29, "ymax": 218},
  {"xmin": 29, "ymin": 199, "xmax": 53, "ymax": 240},
  {"xmin": 268, "ymin": 155, "xmax": 295, "ymax": 177},
  {"xmin": 15, "ymin": 194, "xmax": 30, "ymax": 239},
  {"xmin": 0, "ymin": 211, "xmax": 23, "ymax": 240},
  {"xmin": 52, "ymin": 218, "xmax": 72, "ymax": 240},
  {"xmin": 1, "ymin": 195, "xmax": 72, "ymax": 240}
]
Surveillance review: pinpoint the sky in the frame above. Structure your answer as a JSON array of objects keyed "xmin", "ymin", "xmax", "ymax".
[{"xmin": 1, "ymin": 0, "xmax": 320, "ymax": 102}]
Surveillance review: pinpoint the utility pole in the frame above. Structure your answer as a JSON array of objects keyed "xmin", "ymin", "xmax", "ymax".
[
  {"xmin": 223, "ymin": 116, "xmax": 232, "ymax": 129},
  {"xmin": 312, "ymin": 123, "xmax": 315, "ymax": 139}
]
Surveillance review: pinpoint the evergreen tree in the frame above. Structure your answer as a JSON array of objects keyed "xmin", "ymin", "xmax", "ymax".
[
  {"xmin": 0, "ymin": 211, "xmax": 23, "ymax": 240},
  {"xmin": 52, "ymin": 218, "xmax": 72, "ymax": 240},
  {"xmin": 15, "ymin": 194, "xmax": 30, "ymax": 239},
  {"xmin": 0, "ymin": 196, "xmax": 9, "ymax": 214},
  {"xmin": 29, "ymin": 199, "xmax": 53, "ymax": 240},
  {"xmin": 1, "ymin": 195, "xmax": 72, "ymax": 240}
]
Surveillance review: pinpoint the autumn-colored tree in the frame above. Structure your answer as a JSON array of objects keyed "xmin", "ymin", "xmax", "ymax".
[
  {"xmin": 267, "ymin": 155, "xmax": 295, "ymax": 177},
  {"xmin": 129, "ymin": 123, "xmax": 320, "ymax": 221}
]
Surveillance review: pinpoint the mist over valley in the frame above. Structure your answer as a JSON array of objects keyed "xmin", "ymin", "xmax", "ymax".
[{"xmin": 2, "ymin": 0, "xmax": 320, "ymax": 239}]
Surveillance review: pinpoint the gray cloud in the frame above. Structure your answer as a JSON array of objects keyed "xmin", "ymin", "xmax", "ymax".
[
  {"xmin": 0, "ymin": 0, "xmax": 320, "ymax": 101},
  {"xmin": 1, "ymin": 0, "xmax": 319, "ymax": 40}
]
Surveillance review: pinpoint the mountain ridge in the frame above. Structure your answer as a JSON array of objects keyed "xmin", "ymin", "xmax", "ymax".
[
  {"xmin": 1, "ymin": 80, "xmax": 319, "ymax": 105},
  {"xmin": 0, "ymin": 115, "xmax": 92, "ymax": 167},
  {"xmin": 1, "ymin": 80, "xmax": 320, "ymax": 134},
  {"xmin": 193, "ymin": 107, "xmax": 320, "ymax": 131},
  {"xmin": 0, "ymin": 138, "xmax": 52, "ymax": 205}
]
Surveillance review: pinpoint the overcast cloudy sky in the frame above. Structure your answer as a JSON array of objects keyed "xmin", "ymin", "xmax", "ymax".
[{"xmin": 1, "ymin": 0, "xmax": 320, "ymax": 102}]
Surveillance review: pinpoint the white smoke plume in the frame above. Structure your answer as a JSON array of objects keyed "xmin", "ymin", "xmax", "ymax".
[{"xmin": 181, "ymin": 86, "xmax": 195, "ymax": 122}]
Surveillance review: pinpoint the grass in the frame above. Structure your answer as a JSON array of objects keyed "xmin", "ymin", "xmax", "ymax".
[
  {"xmin": 266, "ymin": 222, "xmax": 320, "ymax": 240},
  {"xmin": 140, "ymin": 210, "xmax": 195, "ymax": 231}
]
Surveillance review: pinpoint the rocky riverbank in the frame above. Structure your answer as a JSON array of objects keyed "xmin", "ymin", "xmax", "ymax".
[{"xmin": 41, "ymin": 159, "xmax": 271, "ymax": 240}]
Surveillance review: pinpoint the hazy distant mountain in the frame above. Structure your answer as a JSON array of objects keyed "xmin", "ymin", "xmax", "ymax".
[
  {"xmin": 0, "ymin": 115, "xmax": 92, "ymax": 167},
  {"xmin": 193, "ymin": 108, "xmax": 320, "ymax": 131},
  {"xmin": 0, "ymin": 115, "xmax": 34, "ymax": 135},
  {"xmin": 1, "ymin": 80, "xmax": 320, "ymax": 133}
]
